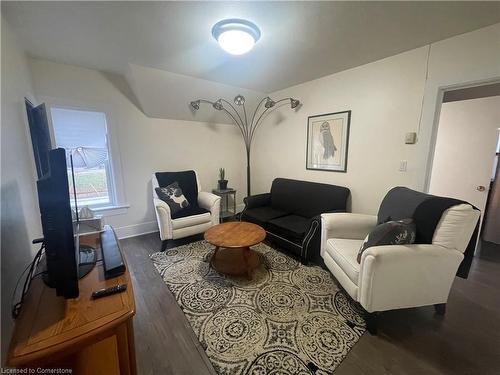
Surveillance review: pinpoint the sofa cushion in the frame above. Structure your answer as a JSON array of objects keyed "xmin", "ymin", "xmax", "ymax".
[
  {"xmin": 267, "ymin": 215, "xmax": 310, "ymax": 244},
  {"xmin": 172, "ymin": 209, "xmax": 211, "ymax": 229},
  {"xmin": 325, "ymin": 239, "xmax": 363, "ymax": 285},
  {"xmin": 171, "ymin": 205, "xmax": 209, "ymax": 220},
  {"xmin": 242, "ymin": 206, "xmax": 289, "ymax": 227},
  {"xmin": 270, "ymin": 178, "xmax": 350, "ymax": 218}
]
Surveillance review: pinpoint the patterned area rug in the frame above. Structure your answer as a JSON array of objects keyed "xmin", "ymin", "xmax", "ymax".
[{"xmin": 151, "ymin": 241, "xmax": 366, "ymax": 375}]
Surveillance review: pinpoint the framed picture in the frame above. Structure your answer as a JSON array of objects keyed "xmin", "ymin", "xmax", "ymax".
[{"xmin": 306, "ymin": 110, "xmax": 351, "ymax": 172}]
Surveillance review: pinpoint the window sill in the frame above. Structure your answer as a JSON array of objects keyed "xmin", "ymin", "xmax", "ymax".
[{"xmin": 93, "ymin": 204, "xmax": 130, "ymax": 217}]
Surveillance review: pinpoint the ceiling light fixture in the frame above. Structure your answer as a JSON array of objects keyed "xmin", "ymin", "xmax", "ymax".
[{"xmin": 212, "ymin": 18, "xmax": 261, "ymax": 55}]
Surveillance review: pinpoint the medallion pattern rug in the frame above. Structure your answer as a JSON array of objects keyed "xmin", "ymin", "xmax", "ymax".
[{"xmin": 151, "ymin": 241, "xmax": 366, "ymax": 375}]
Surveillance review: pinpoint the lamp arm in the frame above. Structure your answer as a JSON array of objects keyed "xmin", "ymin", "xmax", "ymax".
[
  {"xmin": 249, "ymin": 107, "xmax": 270, "ymax": 143},
  {"xmin": 199, "ymin": 99, "xmax": 214, "ymax": 105},
  {"xmin": 220, "ymin": 99, "xmax": 247, "ymax": 137},
  {"xmin": 249, "ymin": 96, "xmax": 268, "ymax": 133},
  {"xmin": 198, "ymin": 99, "xmax": 247, "ymax": 142},
  {"xmin": 222, "ymin": 108, "xmax": 248, "ymax": 144},
  {"xmin": 249, "ymin": 98, "xmax": 293, "ymax": 143},
  {"xmin": 243, "ymin": 103, "xmax": 249, "ymax": 140}
]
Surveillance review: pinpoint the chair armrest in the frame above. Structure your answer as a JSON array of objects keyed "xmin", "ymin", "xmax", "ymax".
[
  {"xmin": 198, "ymin": 191, "xmax": 221, "ymax": 226},
  {"xmin": 243, "ymin": 193, "xmax": 271, "ymax": 209},
  {"xmin": 321, "ymin": 213, "xmax": 377, "ymax": 240},
  {"xmin": 302, "ymin": 211, "xmax": 348, "ymax": 262},
  {"xmin": 198, "ymin": 191, "xmax": 221, "ymax": 211},
  {"xmin": 358, "ymin": 244, "xmax": 464, "ymax": 312},
  {"xmin": 154, "ymin": 198, "xmax": 173, "ymax": 241}
]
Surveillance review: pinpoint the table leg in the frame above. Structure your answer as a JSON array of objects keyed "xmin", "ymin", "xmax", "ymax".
[
  {"xmin": 242, "ymin": 247, "xmax": 252, "ymax": 280},
  {"xmin": 210, "ymin": 246, "xmax": 220, "ymax": 268},
  {"xmin": 126, "ymin": 319, "xmax": 137, "ymax": 375},
  {"xmin": 116, "ymin": 322, "xmax": 132, "ymax": 375}
]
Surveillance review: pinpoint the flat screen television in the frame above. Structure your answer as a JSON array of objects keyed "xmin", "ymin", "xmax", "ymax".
[
  {"xmin": 37, "ymin": 148, "xmax": 80, "ymax": 298},
  {"xmin": 29, "ymin": 101, "xmax": 97, "ymax": 299}
]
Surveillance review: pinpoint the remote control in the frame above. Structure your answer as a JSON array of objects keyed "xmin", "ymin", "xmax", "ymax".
[{"xmin": 91, "ymin": 284, "xmax": 127, "ymax": 299}]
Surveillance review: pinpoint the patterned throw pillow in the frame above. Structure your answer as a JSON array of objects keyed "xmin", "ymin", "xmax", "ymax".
[
  {"xmin": 357, "ymin": 219, "xmax": 416, "ymax": 263},
  {"xmin": 155, "ymin": 181, "xmax": 190, "ymax": 215}
]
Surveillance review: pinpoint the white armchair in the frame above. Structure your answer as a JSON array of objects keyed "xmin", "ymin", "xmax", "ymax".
[
  {"xmin": 152, "ymin": 171, "xmax": 220, "ymax": 250},
  {"xmin": 321, "ymin": 203, "xmax": 480, "ymax": 334}
]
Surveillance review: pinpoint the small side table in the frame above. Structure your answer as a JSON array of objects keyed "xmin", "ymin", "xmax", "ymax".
[{"xmin": 212, "ymin": 188, "xmax": 237, "ymax": 222}]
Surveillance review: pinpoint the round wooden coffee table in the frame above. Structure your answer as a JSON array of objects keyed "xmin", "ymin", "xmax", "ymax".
[{"xmin": 204, "ymin": 222, "xmax": 266, "ymax": 280}]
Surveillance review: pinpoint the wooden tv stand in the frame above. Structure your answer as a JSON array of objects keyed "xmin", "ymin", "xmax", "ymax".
[{"xmin": 7, "ymin": 225, "xmax": 136, "ymax": 375}]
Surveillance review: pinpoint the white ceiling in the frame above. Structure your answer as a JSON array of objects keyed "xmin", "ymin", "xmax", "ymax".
[{"xmin": 3, "ymin": 1, "xmax": 500, "ymax": 93}]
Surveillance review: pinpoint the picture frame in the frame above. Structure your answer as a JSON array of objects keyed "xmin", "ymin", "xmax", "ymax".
[{"xmin": 306, "ymin": 110, "xmax": 351, "ymax": 172}]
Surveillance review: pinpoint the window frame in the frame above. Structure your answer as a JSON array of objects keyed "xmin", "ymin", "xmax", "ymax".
[{"xmin": 43, "ymin": 99, "xmax": 128, "ymax": 215}]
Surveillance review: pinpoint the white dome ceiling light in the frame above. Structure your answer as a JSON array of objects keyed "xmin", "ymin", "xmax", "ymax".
[{"xmin": 212, "ymin": 19, "xmax": 261, "ymax": 55}]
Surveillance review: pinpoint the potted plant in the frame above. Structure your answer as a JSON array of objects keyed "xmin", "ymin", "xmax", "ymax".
[{"xmin": 218, "ymin": 168, "xmax": 228, "ymax": 190}]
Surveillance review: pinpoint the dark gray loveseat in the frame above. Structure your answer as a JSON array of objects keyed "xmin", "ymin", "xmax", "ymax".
[{"xmin": 241, "ymin": 178, "xmax": 350, "ymax": 264}]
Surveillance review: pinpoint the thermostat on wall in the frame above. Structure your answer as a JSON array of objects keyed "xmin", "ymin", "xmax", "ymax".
[{"xmin": 405, "ymin": 132, "xmax": 417, "ymax": 144}]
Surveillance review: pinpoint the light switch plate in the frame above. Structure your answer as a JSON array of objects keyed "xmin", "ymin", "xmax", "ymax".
[{"xmin": 399, "ymin": 160, "xmax": 407, "ymax": 172}]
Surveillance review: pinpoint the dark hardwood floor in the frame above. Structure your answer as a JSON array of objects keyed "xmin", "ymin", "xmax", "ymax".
[{"xmin": 121, "ymin": 234, "xmax": 500, "ymax": 375}]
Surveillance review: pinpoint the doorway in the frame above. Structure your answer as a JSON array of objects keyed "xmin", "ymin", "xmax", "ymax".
[{"xmin": 428, "ymin": 82, "xmax": 500, "ymax": 247}]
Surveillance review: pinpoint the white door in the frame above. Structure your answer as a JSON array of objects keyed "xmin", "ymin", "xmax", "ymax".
[{"xmin": 429, "ymin": 95, "xmax": 500, "ymax": 217}]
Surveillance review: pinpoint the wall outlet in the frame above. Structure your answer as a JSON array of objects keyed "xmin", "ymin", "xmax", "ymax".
[{"xmin": 399, "ymin": 160, "xmax": 407, "ymax": 172}]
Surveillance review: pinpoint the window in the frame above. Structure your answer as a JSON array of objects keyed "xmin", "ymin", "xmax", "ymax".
[{"xmin": 51, "ymin": 107, "xmax": 115, "ymax": 208}]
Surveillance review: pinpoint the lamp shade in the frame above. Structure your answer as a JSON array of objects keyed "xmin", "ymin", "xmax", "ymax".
[{"xmin": 212, "ymin": 19, "xmax": 261, "ymax": 55}]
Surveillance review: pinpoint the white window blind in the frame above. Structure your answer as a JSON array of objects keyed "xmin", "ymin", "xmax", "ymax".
[{"xmin": 51, "ymin": 107, "xmax": 115, "ymax": 208}]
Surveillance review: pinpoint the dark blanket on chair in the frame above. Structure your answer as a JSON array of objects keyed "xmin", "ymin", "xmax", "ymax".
[
  {"xmin": 155, "ymin": 170, "xmax": 199, "ymax": 206},
  {"xmin": 377, "ymin": 187, "xmax": 479, "ymax": 278}
]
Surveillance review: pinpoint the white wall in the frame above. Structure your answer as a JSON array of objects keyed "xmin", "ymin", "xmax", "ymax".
[
  {"xmin": 29, "ymin": 59, "xmax": 247, "ymax": 238},
  {"xmin": 1, "ymin": 18, "xmax": 42, "ymax": 363},
  {"xmin": 252, "ymin": 24, "xmax": 500, "ymax": 214},
  {"xmin": 126, "ymin": 63, "xmax": 265, "ymax": 124},
  {"xmin": 252, "ymin": 47, "xmax": 428, "ymax": 213}
]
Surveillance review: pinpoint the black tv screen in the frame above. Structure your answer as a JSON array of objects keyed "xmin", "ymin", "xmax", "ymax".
[{"xmin": 37, "ymin": 148, "xmax": 79, "ymax": 298}]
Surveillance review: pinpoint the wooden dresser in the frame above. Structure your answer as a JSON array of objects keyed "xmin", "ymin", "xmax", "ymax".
[{"xmin": 7, "ymin": 225, "xmax": 136, "ymax": 375}]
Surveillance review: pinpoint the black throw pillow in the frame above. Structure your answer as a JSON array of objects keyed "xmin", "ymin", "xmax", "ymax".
[
  {"xmin": 357, "ymin": 219, "xmax": 416, "ymax": 263},
  {"xmin": 155, "ymin": 181, "xmax": 190, "ymax": 216}
]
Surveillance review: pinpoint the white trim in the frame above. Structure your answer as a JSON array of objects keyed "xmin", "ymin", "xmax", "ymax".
[
  {"xmin": 117, "ymin": 205, "xmax": 245, "ymax": 240},
  {"xmin": 93, "ymin": 204, "xmax": 130, "ymax": 217},
  {"xmin": 114, "ymin": 220, "xmax": 159, "ymax": 239}
]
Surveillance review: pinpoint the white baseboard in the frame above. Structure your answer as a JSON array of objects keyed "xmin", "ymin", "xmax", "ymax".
[
  {"xmin": 115, "ymin": 204, "xmax": 246, "ymax": 240},
  {"xmin": 114, "ymin": 220, "xmax": 159, "ymax": 239}
]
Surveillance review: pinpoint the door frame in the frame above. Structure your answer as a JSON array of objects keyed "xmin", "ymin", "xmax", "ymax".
[{"xmin": 423, "ymin": 77, "xmax": 500, "ymax": 193}]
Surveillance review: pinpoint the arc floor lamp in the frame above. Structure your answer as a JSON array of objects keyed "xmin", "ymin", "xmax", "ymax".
[{"xmin": 190, "ymin": 95, "xmax": 300, "ymax": 197}]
